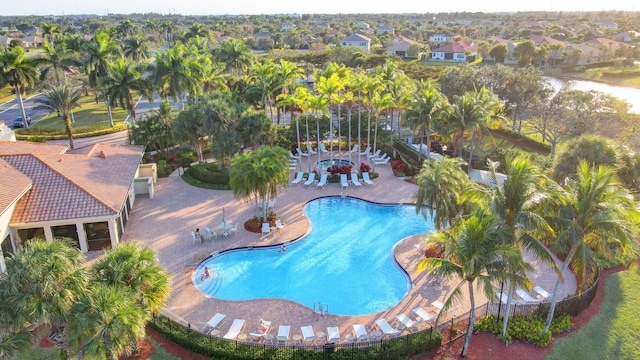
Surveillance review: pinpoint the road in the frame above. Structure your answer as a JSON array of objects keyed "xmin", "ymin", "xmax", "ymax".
[{"xmin": 0, "ymin": 93, "xmax": 49, "ymax": 128}]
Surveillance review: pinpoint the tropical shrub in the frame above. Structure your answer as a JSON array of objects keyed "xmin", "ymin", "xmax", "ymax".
[
  {"xmin": 474, "ymin": 314, "xmax": 572, "ymax": 347},
  {"xmin": 359, "ymin": 162, "xmax": 371, "ymax": 173},
  {"xmin": 392, "ymin": 160, "xmax": 406, "ymax": 176}
]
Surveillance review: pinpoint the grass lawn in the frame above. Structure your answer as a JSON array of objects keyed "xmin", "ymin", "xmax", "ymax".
[
  {"xmin": 546, "ymin": 270, "xmax": 640, "ymax": 360},
  {"xmin": 0, "ymin": 84, "xmax": 17, "ymax": 104}
]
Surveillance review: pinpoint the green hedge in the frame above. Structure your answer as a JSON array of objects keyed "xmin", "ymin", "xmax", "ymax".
[
  {"xmin": 15, "ymin": 123, "xmax": 128, "ymax": 140},
  {"xmin": 148, "ymin": 314, "xmax": 442, "ymax": 360},
  {"xmin": 474, "ymin": 314, "xmax": 573, "ymax": 347},
  {"xmin": 188, "ymin": 165, "xmax": 230, "ymax": 186},
  {"xmin": 493, "ymin": 127, "xmax": 551, "ymax": 153}
]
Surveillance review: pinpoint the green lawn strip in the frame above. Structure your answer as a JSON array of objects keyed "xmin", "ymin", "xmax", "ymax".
[
  {"xmin": 0, "ymin": 85, "xmax": 16, "ymax": 104},
  {"xmin": 546, "ymin": 271, "xmax": 640, "ymax": 360}
]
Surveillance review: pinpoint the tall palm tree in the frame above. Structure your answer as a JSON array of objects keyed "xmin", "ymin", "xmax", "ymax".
[
  {"xmin": 102, "ymin": 58, "xmax": 151, "ymax": 126},
  {"xmin": 213, "ymin": 38, "xmax": 255, "ymax": 75},
  {"xmin": 150, "ymin": 43, "xmax": 202, "ymax": 109},
  {"xmin": 0, "ymin": 46, "xmax": 40, "ymax": 129},
  {"xmin": 41, "ymin": 22, "xmax": 61, "ymax": 47},
  {"xmin": 542, "ymin": 162, "xmax": 640, "ymax": 333},
  {"xmin": 272, "ymin": 60, "xmax": 304, "ymax": 124},
  {"xmin": 122, "ymin": 36, "xmax": 149, "ymax": 62},
  {"xmin": 315, "ymin": 73, "xmax": 344, "ymax": 161},
  {"xmin": 83, "ymin": 30, "xmax": 121, "ymax": 127},
  {"xmin": 34, "ymin": 85, "xmax": 83, "ymax": 149},
  {"xmin": 182, "ymin": 22, "xmax": 210, "ymax": 42},
  {"xmin": 415, "ymin": 156, "xmax": 469, "ymax": 231},
  {"xmin": 465, "ymin": 87, "xmax": 502, "ymax": 171},
  {"xmin": 418, "ymin": 209, "xmax": 530, "ymax": 357},
  {"xmin": 39, "ymin": 42, "xmax": 81, "ymax": 86},
  {"xmin": 247, "ymin": 59, "xmax": 277, "ymax": 120},
  {"xmin": 172, "ymin": 105, "xmax": 208, "ymax": 163},
  {"xmin": 229, "ymin": 146, "xmax": 290, "ymax": 221},
  {"xmin": 402, "ymin": 79, "xmax": 449, "ymax": 157}
]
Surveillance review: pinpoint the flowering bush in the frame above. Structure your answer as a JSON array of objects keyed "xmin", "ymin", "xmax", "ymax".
[
  {"xmin": 327, "ymin": 164, "xmax": 352, "ymax": 176},
  {"xmin": 391, "ymin": 160, "xmax": 406, "ymax": 176},
  {"xmin": 359, "ymin": 162, "xmax": 371, "ymax": 173}
]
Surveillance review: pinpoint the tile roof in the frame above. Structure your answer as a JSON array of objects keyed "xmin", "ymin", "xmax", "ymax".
[
  {"xmin": 432, "ymin": 41, "xmax": 478, "ymax": 53},
  {"xmin": 0, "ymin": 157, "xmax": 32, "ymax": 216},
  {"xmin": 0, "ymin": 143, "xmax": 144, "ymax": 224},
  {"xmin": 0, "ymin": 141, "xmax": 67, "ymax": 155},
  {"xmin": 342, "ymin": 33, "xmax": 371, "ymax": 42}
]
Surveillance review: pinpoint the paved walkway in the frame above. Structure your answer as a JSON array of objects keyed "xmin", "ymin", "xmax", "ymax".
[{"xmin": 120, "ymin": 154, "xmax": 576, "ymax": 344}]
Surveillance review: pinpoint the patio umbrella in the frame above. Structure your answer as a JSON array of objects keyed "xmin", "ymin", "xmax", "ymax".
[{"xmin": 222, "ymin": 207, "xmax": 226, "ymax": 226}]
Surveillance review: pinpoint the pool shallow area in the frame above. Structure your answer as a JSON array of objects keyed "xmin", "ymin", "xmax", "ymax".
[
  {"xmin": 316, "ymin": 159, "xmax": 355, "ymax": 171},
  {"xmin": 194, "ymin": 197, "xmax": 434, "ymax": 316}
]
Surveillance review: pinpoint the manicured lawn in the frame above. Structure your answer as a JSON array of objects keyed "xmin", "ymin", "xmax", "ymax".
[
  {"xmin": 0, "ymin": 84, "xmax": 16, "ymax": 104},
  {"xmin": 546, "ymin": 270, "xmax": 640, "ymax": 360},
  {"xmin": 33, "ymin": 95, "xmax": 129, "ymax": 131}
]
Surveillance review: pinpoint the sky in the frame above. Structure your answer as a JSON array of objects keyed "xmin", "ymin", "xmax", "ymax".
[{"xmin": 1, "ymin": 0, "xmax": 637, "ymax": 16}]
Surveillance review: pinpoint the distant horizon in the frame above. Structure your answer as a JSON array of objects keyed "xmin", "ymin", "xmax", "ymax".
[{"xmin": 1, "ymin": 0, "xmax": 637, "ymax": 17}]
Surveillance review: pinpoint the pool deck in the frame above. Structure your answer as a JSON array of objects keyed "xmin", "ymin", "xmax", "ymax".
[{"xmin": 117, "ymin": 153, "xmax": 577, "ymax": 343}]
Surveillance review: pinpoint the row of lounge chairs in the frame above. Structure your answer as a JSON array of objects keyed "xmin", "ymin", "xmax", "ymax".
[
  {"xmin": 291, "ymin": 172, "xmax": 375, "ymax": 188},
  {"xmin": 291, "ymin": 144, "xmax": 374, "ymax": 158},
  {"xmin": 202, "ymin": 307, "xmax": 440, "ymax": 346},
  {"xmin": 497, "ymin": 285, "xmax": 551, "ymax": 304}
]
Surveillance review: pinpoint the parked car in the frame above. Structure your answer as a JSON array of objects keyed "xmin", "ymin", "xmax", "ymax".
[{"xmin": 12, "ymin": 116, "xmax": 31, "ymax": 128}]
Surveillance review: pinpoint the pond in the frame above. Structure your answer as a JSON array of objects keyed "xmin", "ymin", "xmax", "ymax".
[{"xmin": 546, "ymin": 77, "xmax": 640, "ymax": 114}]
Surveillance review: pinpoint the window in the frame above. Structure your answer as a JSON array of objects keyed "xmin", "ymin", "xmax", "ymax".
[
  {"xmin": 52, "ymin": 225, "xmax": 80, "ymax": 249},
  {"xmin": 17, "ymin": 227, "xmax": 44, "ymax": 243},
  {"xmin": 84, "ymin": 222, "xmax": 111, "ymax": 251}
]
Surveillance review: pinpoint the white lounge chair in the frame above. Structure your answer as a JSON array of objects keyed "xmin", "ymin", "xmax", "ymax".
[
  {"xmin": 516, "ymin": 289, "xmax": 538, "ymax": 303},
  {"xmin": 327, "ymin": 327, "xmax": 340, "ymax": 343},
  {"xmin": 375, "ymin": 319, "xmax": 401, "ymax": 338},
  {"xmin": 350, "ymin": 173, "xmax": 362, "ymax": 188},
  {"xmin": 289, "ymin": 150, "xmax": 300, "ymax": 160},
  {"xmin": 374, "ymin": 156, "xmax": 391, "ymax": 166},
  {"xmin": 373, "ymin": 153, "xmax": 388, "ymax": 161},
  {"xmin": 275, "ymin": 219, "xmax": 285, "ymax": 230},
  {"xmin": 412, "ymin": 307, "xmax": 434, "ymax": 323},
  {"xmin": 368, "ymin": 149, "xmax": 381, "ymax": 159},
  {"xmin": 204, "ymin": 228, "xmax": 217, "ymax": 241},
  {"xmin": 497, "ymin": 292, "xmax": 509, "ymax": 304},
  {"xmin": 359, "ymin": 146, "xmax": 371, "ymax": 156},
  {"xmin": 303, "ymin": 172, "xmax": 316, "ymax": 187},
  {"xmin": 353, "ymin": 324, "xmax": 369, "ymax": 342},
  {"xmin": 534, "ymin": 286, "xmax": 551, "ymax": 300},
  {"xmin": 301, "ymin": 325, "xmax": 316, "ymax": 345},
  {"xmin": 319, "ymin": 143, "xmax": 329, "ymax": 154},
  {"xmin": 291, "ymin": 171, "xmax": 304, "ymax": 186},
  {"xmin": 340, "ymin": 174, "xmax": 349, "ymax": 189},
  {"xmin": 228, "ymin": 223, "xmax": 238, "ymax": 236},
  {"xmin": 261, "ymin": 223, "xmax": 272, "ymax": 236},
  {"xmin": 362, "ymin": 172, "xmax": 374, "ymax": 186},
  {"xmin": 202, "ymin": 313, "xmax": 226, "ymax": 333},
  {"xmin": 223, "ymin": 319, "xmax": 245, "ymax": 340},
  {"xmin": 394, "ymin": 314, "xmax": 417, "ymax": 331},
  {"xmin": 277, "ymin": 325, "xmax": 290, "ymax": 345},
  {"xmin": 297, "ymin": 147, "xmax": 310, "ymax": 158},
  {"xmin": 192, "ymin": 231, "xmax": 201, "ymax": 244},
  {"xmin": 308, "ymin": 145, "xmax": 317, "ymax": 154},
  {"xmin": 349, "ymin": 144, "xmax": 359, "ymax": 154},
  {"xmin": 316, "ymin": 173, "xmax": 328, "ymax": 188},
  {"xmin": 249, "ymin": 320, "xmax": 272, "ymax": 342}
]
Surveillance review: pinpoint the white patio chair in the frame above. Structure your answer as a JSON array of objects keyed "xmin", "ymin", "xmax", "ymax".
[
  {"xmin": 204, "ymin": 227, "xmax": 217, "ymax": 241},
  {"xmin": 275, "ymin": 219, "xmax": 285, "ymax": 230},
  {"xmin": 350, "ymin": 173, "xmax": 362, "ymax": 188},
  {"xmin": 359, "ymin": 146, "xmax": 371, "ymax": 156},
  {"xmin": 349, "ymin": 144, "xmax": 359, "ymax": 154},
  {"xmin": 368, "ymin": 149, "xmax": 381, "ymax": 159},
  {"xmin": 297, "ymin": 147, "xmax": 310, "ymax": 158},
  {"xmin": 308, "ymin": 145, "xmax": 317, "ymax": 154},
  {"xmin": 362, "ymin": 172, "xmax": 374, "ymax": 186},
  {"xmin": 261, "ymin": 223, "xmax": 272, "ymax": 236},
  {"xmin": 289, "ymin": 150, "xmax": 300, "ymax": 160},
  {"xmin": 228, "ymin": 223, "xmax": 238, "ymax": 236}
]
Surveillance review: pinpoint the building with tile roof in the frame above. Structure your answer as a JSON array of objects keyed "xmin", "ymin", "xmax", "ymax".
[
  {"xmin": 340, "ymin": 33, "xmax": 371, "ymax": 51},
  {"xmin": 431, "ymin": 41, "xmax": 478, "ymax": 62},
  {"xmin": 0, "ymin": 141, "xmax": 153, "ymax": 273}
]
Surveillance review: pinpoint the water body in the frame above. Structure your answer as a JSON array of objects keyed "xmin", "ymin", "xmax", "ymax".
[{"xmin": 546, "ymin": 77, "xmax": 640, "ymax": 114}]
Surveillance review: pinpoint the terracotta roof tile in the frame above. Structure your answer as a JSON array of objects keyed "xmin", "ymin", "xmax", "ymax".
[
  {"xmin": 0, "ymin": 158, "xmax": 32, "ymax": 215},
  {"xmin": 0, "ymin": 141, "xmax": 67, "ymax": 155}
]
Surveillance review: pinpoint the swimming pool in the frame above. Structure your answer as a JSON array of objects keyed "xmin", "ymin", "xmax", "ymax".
[
  {"xmin": 194, "ymin": 197, "xmax": 434, "ymax": 316},
  {"xmin": 316, "ymin": 159, "xmax": 355, "ymax": 171}
]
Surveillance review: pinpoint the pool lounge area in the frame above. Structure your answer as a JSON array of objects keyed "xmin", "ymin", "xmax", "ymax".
[{"xmin": 117, "ymin": 153, "xmax": 577, "ymax": 346}]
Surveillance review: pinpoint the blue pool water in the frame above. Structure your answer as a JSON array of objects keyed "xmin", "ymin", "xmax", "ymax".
[
  {"xmin": 194, "ymin": 197, "xmax": 434, "ymax": 315},
  {"xmin": 316, "ymin": 159, "xmax": 355, "ymax": 171}
]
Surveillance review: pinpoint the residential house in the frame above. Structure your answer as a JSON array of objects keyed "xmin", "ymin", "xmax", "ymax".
[
  {"xmin": 386, "ymin": 36, "xmax": 425, "ymax": 58},
  {"xmin": 376, "ymin": 24, "xmax": 395, "ymax": 36},
  {"xmin": 553, "ymin": 43, "xmax": 605, "ymax": 64},
  {"xmin": 585, "ymin": 37, "xmax": 627, "ymax": 57},
  {"xmin": 0, "ymin": 141, "xmax": 157, "ymax": 273},
  {"xmin": 340, "ymin": 33, "xmax": 371, "ymax": 51},
  {"xmin": 431, "ymin": 41, "xmax": 478, "ymax": 62},
  {"xmin": 429, "ymin": 30, "xmax": 455, "ymax": 44},
  {"xmin": 253, "ymin": 31, "xmax": 274, "ymax": 41},
  {"xmin": 530, "ymin": 35, "xmax": 564, "ymax": 46},
  {"xmin": 590, "ymin": 20, "xmax": 618, "ymax": 30},
  {"xmin": 0, "ymin": 36, "xmax": 13, "ymax": 48},
  {"xmin": 486, "ymin": 36, "xmax": 518, "ymax": 64},
  {"xmin": 612, "ymin": 30, "xmax": 639, "ymax": 43},
  {"xmin": 20, "ymin": 35, "xmax": 45, "ymax": 48},
  {"xmin": 281, "ymin": 23, "xmax": 296, "ymax": 31},
  {"xmin": 353, "ymin": 21, "xmax": 370, "ymax": 29}
]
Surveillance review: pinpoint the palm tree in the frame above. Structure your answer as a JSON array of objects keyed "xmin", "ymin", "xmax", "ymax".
[
  {"xmin": 102, "ymin": 58, "xmax": 151, "ymax": 126},
  {"xmin": 39, "ymin": 42, "xmax": 81, "ymax": 86},
  {"xmin": 115, "ymin": 19, "xmax": 138, "ymax": 40},
  {"xmin": 247, "ymin": 59, "xmax": 277, "ymax": 120},
  {"xmin": 122, "ymin": 36, "xmax": 149, "ymax": 62},
  {"xmin": 213, "ymin": 38, "xmax": 255, "ymax": 75},
  {"xmin": 69, "ymin": 284, "xmax": 146, "ymax": 360},
  {"xmin": 402, "ymin": 79, "xmax": 449, "ymax": 158},
  {"xmin": 0, "ymin": 46, "xmax": 40, "ymax": 129},
  {"xmin": 315, "ymin": 72, "xmax": 344, "ymax": 161},
  {"xmin": 34, "ymin": 85, "xmax": 83, "ymax": 149},
  {"xmin": 83, "ymin": 30, "xmax": 121, "ymax": 127},
  {"xmin": 542, "ymin": 162, "xmax": 640, "ymax": 333},
  {"xmin": 130, "ymin": 100, "xmax": 175, "ymax": 152},
  {"xmin": 150, "ymin": 43, "xmax": 202, "ymax": 109},
  {"xmin": 418, "ymin": 209, "xmax": 530, "ymax": 357},
  {"xmin": 229, "ymin": 146, "xmax": 290, "ymax": 221},
  {"xmin": 172, "ymin": 105, "xmax": 208, "ymax": 163},
  {"xmin": 415, "ymin": 156, "xmax": 469, "ymax": 231},
  {"xmin": 1, "ymin": 238, "xmax": 88, "ymax": 358},
  {"xmin": 182, "ymin": 22, "xmax": 210, "ymax": 42},
  {"xmin": 91, "ymin": 242, "xmax": 170, "ymax": 316},
  {"xmin": 272, "ymin": 60, "xmax": 304, "ymax": 124},
  {"xmin": 41, "ymin": 22, "xmax": 61, "ymax": 47}
]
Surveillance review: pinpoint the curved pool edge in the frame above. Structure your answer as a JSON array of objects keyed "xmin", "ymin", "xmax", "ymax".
[{"xmin": 193, "ymin": 195, "xmax": 432, "ymax": 317}]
